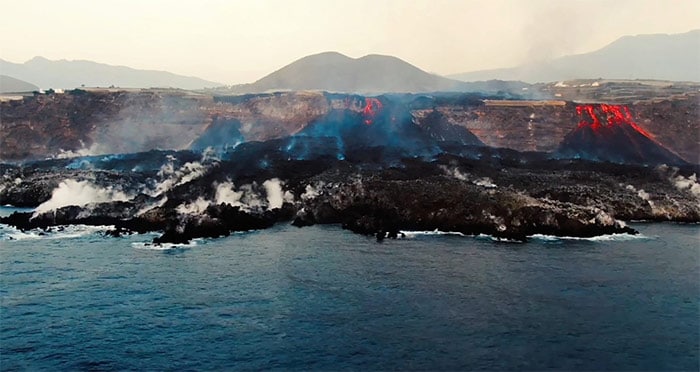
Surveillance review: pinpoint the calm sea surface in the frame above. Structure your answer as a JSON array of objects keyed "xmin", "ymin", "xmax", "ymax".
[{"xmin": 1, "ymin": 216, "xmax": 698, "ymax": 370}]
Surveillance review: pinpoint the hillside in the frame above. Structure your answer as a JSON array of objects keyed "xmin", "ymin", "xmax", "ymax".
[
  {"xmin": 0, "ymin": 57, "xmax": 222, "ymax": 90},
  {"xmin": 0, "ymin": 75, "xmax": 38, "ymax": 93},
  {"xmin": 236, "ymin": 52, "xmax": 485, "ymax": 93},
  {"xmin": 450, "ymin": 30, "xmax": 700, "ymax": 83}
]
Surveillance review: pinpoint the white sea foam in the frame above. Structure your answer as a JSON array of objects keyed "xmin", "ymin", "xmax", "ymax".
[
  {"xmin": 131, "ymin": 240, "xmax": 199, "ymax": 250},
  {"xmin": 528, "ymin": 233, "xmax": 649, "ymax": 242},
  {"xmin": 400, "ymin": 229, "xmax": 467, "ymax": 238},
  {"xmin": 0, "ymin": 224, "xmax": 114, "ymax": 241},
  {"xmin": 399, "ymin": 229, "xmax": 648, "ymax": 242}
]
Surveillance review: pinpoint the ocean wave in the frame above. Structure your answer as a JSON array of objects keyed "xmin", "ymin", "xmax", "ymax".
[
  {"xmin": 400, "ymin": 230, "xmax": 467, "ymax": 238},
  {"xmin": 399, "ymin": 229, "xmax": 649, "ymax": 243},
  {"xmin": 131, "ymin": 240, "xmax": 199, "ymax": 250},
  {"xmin": 400, "ymin": 230, "xmax": 524, "ymax": 243},
  {"xmin": 0, "ymin": 224, "xmax": 114, "ymax": 241},
  {"xmin": 528, "ymin": 233, "xmax": 650, "ymax": 242}
]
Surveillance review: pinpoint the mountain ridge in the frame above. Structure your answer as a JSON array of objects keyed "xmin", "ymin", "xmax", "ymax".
[
  {"xmin": 449, "ymin": 30, "xmax": 700, "ymax": 83},
  {"xmin": 233, "ymin": 51, "xmax": 527, "ymax": 94},
  {"xmin": 0, "ymin": 75, "xmax": 39, "ymax": 93},
  {"xmin": 0, "ymin": 57, "xmax": 222, "ymax": 90}
]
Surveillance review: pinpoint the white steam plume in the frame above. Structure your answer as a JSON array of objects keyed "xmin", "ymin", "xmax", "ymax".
[
  {"xmin": 174, "ymin": 178, "xmax": 290, "ymax": 216},
  {"xmin": 136, "ymin": 197, "xmax": 168, "ymax": 216},
  {"xmin": 215, "ymin": 181, "xmax": 244, "ymax": 207},
  {"xmin": 56, "ymin": 143, "xmax": 99, "ymax": 159},
  {"xmin": 263, "ymin": 178, "xmax": 284, "ymax": 209},
  {"xmin": 673, "ymin": 173, "xmax": 700, "ymax": 197},
  {"xmin": 625, "ymin": 184, "xmax": 655, "ymax": 208},
  {"xmin": 34, "ymin": 179, "xmax": 131, "ymax": 216},
  {"xmin": 302, "ymin": 182, "xmax": 324, "ymax": 200},
  {"xmin": 214, "ymin": 179, "xmax": 288, "ymax": 211},
  {"xmin": 238, "ymin": 184, "xmax": 264, "ymax": 210},
  {"xmin": 440, "ymin": 166, "xmax": 468, "ymax": 181},
  {"xmin": 176, "ymin": 197, "xmax": 211, "ymax": 215},
  {"xmin": 283, "ymin": 191, "xmax": 295, "ymax": 204},
  {"xmin": 474, "ymin": 177, "xmax": 497, "ymax": 188},
  {"xmin": 151, "ymin": 155, "xmax": 211, "ymax": 196}
]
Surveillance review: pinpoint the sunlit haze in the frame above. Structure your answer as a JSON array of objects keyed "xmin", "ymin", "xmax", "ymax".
[{"xmin": 1, "ymin": 0, "xmax": 699, "ymax": 84}]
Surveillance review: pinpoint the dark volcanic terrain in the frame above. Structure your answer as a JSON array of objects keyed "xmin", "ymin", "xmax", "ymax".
[
  {"xmin": 2, "ymin": 141, "xmax": 698, "ymax": 243},
  {"xmin": 1, "ymin": 82, "xmax": 698, "ymax": 243}
]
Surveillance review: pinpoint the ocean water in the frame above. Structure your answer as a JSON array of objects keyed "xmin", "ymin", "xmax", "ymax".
[{"xmin": 1, "ymin": 218, "xmax": 698, "ymax": 370}]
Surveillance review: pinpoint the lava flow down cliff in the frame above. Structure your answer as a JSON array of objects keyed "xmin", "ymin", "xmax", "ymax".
[{"xmin": 556, "ymin": 104, "xmax": 686, "ymax": 165}]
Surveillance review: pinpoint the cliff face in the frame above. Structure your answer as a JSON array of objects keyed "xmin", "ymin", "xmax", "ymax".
[
  {"xmin": 413, "ymin": 101, "xmax": 579, "ymax": 152},
  {"xmin": 0, "ymin": 90, "xmax": 335, "ymax": 160},
  {"xmin": 0, "ymin": 90, "xmax": 212, "ymax": 160},
  {"xmin": 1, "ymin": 89, "xmax": 698, "ymax": 163},
  {"xmin": 411, "ymin": 95, "xmax": 699, "ymax": 162},
  {"xmin": 1, "ymin": 91, "xmax": 123, "ymax": 159},
  {"xmin": 213, "ymin": 92, "xmax": 331, "ymax": 141},
  {"xmin": 631, "ymin": 96, "xmax": 700, "ymax": 163}
]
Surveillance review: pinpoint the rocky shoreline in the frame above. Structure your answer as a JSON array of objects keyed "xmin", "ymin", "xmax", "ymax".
[{"xmin": 2, "ymin": 143, "xmax": 698, "ymax": 243}]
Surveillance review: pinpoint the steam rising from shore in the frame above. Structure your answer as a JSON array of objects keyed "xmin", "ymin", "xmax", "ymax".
[
  {"xmin": 176, "ymin": 197, "xmax": 210, "ymax": 215},
  {"xmin": 657, "ymin": 165, "xmax": 700, "ymax": 198},
  {"xmin": 177, "ymin": 178, "xmax": 291, "ymax": 215},
  {"xmin": 673, "ymin": 173, "xmax": 700, "ymax": 197},
  {"xmin": 215, "ymin": 182, "xmax": 244, "ymax": 207},
  {"xmin": 153, "ymin": 157, "xmax": 210, "ymax": 196},
  {"xmin": 34, "ymin": 179, "xmax": 131, "ymax": 216},
  {"xmin": 263, "ymin": 178, "xmax": 284, "ymax": 209}
]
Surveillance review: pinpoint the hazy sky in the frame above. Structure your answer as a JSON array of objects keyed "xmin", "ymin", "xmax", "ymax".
[{"xmin": 2, "ymin": 0, "xmax": 698, "ymax": 84}]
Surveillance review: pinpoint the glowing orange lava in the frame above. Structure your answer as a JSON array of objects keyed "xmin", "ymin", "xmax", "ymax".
[
  {"xmin": 362, "ymin": 98, "xmax": 383, "ymax": 125},
  {"xmin": 576, "ymin": 104, "xmax": 654, "ymax": 139}
]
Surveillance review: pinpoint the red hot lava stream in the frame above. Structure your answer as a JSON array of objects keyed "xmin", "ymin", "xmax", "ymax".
[
  {"xmin": 363, "ymin": 98, "xmax": 383, "ymax": 125},
  {"xmin": 576, "ymin": 104, "xmax": 654, "ymax": 139}
]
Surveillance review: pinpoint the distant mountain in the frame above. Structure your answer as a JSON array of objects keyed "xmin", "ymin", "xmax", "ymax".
[
  {"xmin": 450, "ymin": 30, "xmax": 700, "ymax": 83},
  {"xmin": 0, "ymin": 57, "xmax": 222, "ymax": 90},
  {"xmin": 0, "ymin": 75, "xmax": 38, "ymax": 93},
  {"xmin": 235, "ymin": 52, "xmax": 524, "ymax": 94}
]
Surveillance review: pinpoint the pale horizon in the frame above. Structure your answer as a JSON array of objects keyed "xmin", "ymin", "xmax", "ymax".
[{"xmin": 2, "ymin": 0, "xmax": 699, "ymax": 84}]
